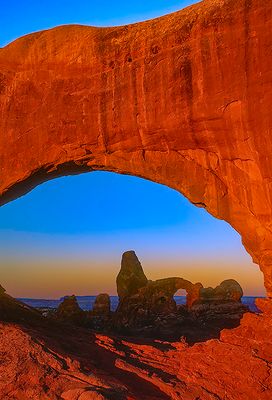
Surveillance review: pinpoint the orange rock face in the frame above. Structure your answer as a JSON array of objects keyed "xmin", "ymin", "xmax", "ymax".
[
  {"xmin": 0, "ymin": 310, "xmax": 271, "ymax": 400},
  {"xmin": 0, "ymin": 0, "xmax": 271, "ymax": 297},
  {"xmin": 0, "ymin": 1, "xmax": 272, "ymax": 396}
]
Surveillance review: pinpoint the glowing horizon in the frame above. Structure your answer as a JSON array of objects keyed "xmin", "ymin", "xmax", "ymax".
[{"xmin": 0, "ymin": 172, "xmax": 265, "ymax": 299}]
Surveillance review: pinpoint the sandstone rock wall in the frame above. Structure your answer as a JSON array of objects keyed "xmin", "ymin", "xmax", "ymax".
[{"xmin": 0, "ymin": 0, "xmax": 272, "ymax": 296}]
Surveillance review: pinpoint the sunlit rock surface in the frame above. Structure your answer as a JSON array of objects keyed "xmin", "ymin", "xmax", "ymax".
[
  {"xmin": 0, "ymin": 0, "xmax": 271, "ymax": 296},
  {"xmin": 0, "ymin": 310, "xmax": 271, "ymax": 399},
  {"xmin": 0, "ymin": 0, "xmax": 271, "ymax": 397}
]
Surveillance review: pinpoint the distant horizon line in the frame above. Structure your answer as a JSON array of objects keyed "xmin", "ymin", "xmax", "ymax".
[{"xmin": 17, "ymin": 294, "xmax": 266, "ymax": 301}]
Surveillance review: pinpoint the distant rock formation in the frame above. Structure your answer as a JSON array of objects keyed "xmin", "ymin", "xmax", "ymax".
[
  {"xmin": 90, "ymin": 293, "xmax": 112, "ymax": 331},
  {"xmin": 40, "ymin": 251, "xmax": 249, "ymax": 338},
  {"xmin": 56, "ymin": 295, "xmax": 86, "ymax": 325},
  {"xmin": 116, "ymin": 251, "xmax": 148, "ymax": 299},
  {"xmin": 114, "ymin": 251, "xmax": 248, "ymax": 338},
  {"xmin": 116, "ymin": 276, "xmax": 202, "ymax": 326},
  {"xmin": 92, "ymin": 293, "xmax": 111, "ymax": 316},
  {"xmin": 197, "ymin": 279, "xmax": 243, "ymax": 304}
]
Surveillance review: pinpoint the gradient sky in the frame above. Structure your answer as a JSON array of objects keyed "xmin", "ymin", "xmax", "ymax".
[{"xmin": 0, "ymin": 1, "xmax": 265, "ymax": 298}]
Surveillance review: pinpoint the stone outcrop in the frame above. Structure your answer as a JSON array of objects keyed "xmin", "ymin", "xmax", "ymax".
[
  {"xmin": 0, "ymin": 285, "xmax": 42, "ymax": 323},
  {"xmin": 114, "ymin": 251, "xmax": 247, "ymax": 337},
  {"xmin": 116, "ymin": 251, "xmax": 148, "ymax": 299},
  {"xmin": 189, "ymin": 279, "xmax": 247, "ymax": 330},
  {"xmin": 91, "ymin": 293, "xmax": 111, "ymax": 331},
  {"xmin": 116, "ymin": 276, "xmax": 202, "ymax": 319},
  {"xmin": 92, "ymin": 293, "xmax": 111, "ymax": 316},
  {"xmin": 0, "ymin": 309, "xmax": 271, "ymax": 400},
  {"xmin": 197, "ymin": 279, "xmax": 243, "ymax": 304},
  {"xmin": 0, "ymin": 0, "xmax": 271, "ymax": 299},
  {"xmin": 0, "ymin": 0, "xmax": 271, "ymax": 395},
  {"xmin": 0, "ymin": 258, "xmax": 267, "ymax": 398},
  {"xmin": 56, "ymin": 295, "xmax": 86, "ymax": 325}
]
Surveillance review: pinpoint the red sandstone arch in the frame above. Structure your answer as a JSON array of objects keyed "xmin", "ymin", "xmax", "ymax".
[{"xmin": 0, "ymin": 0, "xmax": 272, "ymax": 298}]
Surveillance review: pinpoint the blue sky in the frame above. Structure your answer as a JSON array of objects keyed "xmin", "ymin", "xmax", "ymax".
[
  {"xmin": 0, "ymin": 0, "xmax": 265, "ymax": 297},
  {"xmin": 0, "ymin": 0, "xmax": 197, "ymax": 47}
]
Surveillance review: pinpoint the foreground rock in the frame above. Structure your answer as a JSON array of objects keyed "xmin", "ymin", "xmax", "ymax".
[
  {"xmin": 0, "ymin": 285, "xmax": 42, "ymax": 324},
  {"xmin": 0, "ymin": 281, "xmax": 269, "ymax": 399},
  {"xmin": 0, "ymin": 0, "xmax": 271, "ymax": 298},
  {"xmin": 0, "ymin": 308, "xmax": 271, "ymax": 400}
]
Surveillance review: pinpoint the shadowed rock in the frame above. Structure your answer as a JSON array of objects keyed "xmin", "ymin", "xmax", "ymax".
[
  {"xmin": 198, "ymin": 279, "xmax": 243, "ymax": 304},
  {"xmin": 0, "ymin": 285, "xmax": 42, "ymax": 323},
  {"xmin": 116, "ymin": 251, "xmax": 148, "ymax": 299},
  {"xmin": 56, "ymin": 295, "xmax": 85, "ymax": 324},
  {"xmin": 0, "ymin": 285, "xmax": 6, "ymax": 295},
  {"xmin": 93, "ymin": 293, "xmax": 111, "ymax": 316},
  {"xmin": 114, "ymin": 252, "xmax": 249, "ymax": 338}
]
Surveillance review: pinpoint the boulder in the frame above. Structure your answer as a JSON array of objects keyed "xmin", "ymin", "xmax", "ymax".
[{"xmin": 190, "ymin": 280, "xmax": 247, "ymax": 331}]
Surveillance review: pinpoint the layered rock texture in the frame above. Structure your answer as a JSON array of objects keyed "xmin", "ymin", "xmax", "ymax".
[
  {"xmin": 0, "ymin": 0, "xmax": 271, "ymax": 297},
  {"xmin": 0, "ymin": 309, "xmax": 271, "ymax": 399},
  {"xmin": 0, "ymin": 0, "xmax": 272, "ymax": 397},
  {"xmin": 0, "ymin": 262, "xmax": 269, "ymax": 398}
]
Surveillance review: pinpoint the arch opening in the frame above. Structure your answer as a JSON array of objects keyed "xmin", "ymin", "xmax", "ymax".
[
  {"xmin": 0, "ymin": 0, "xmax": 271, "ymax": 397},
  {"xmin": 0, "ymin": 171, "xmax": 265, "ymax": 297},
  {"xmin": 0, "ymin": 171, "xmax": 264, "ymax": 334}
]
